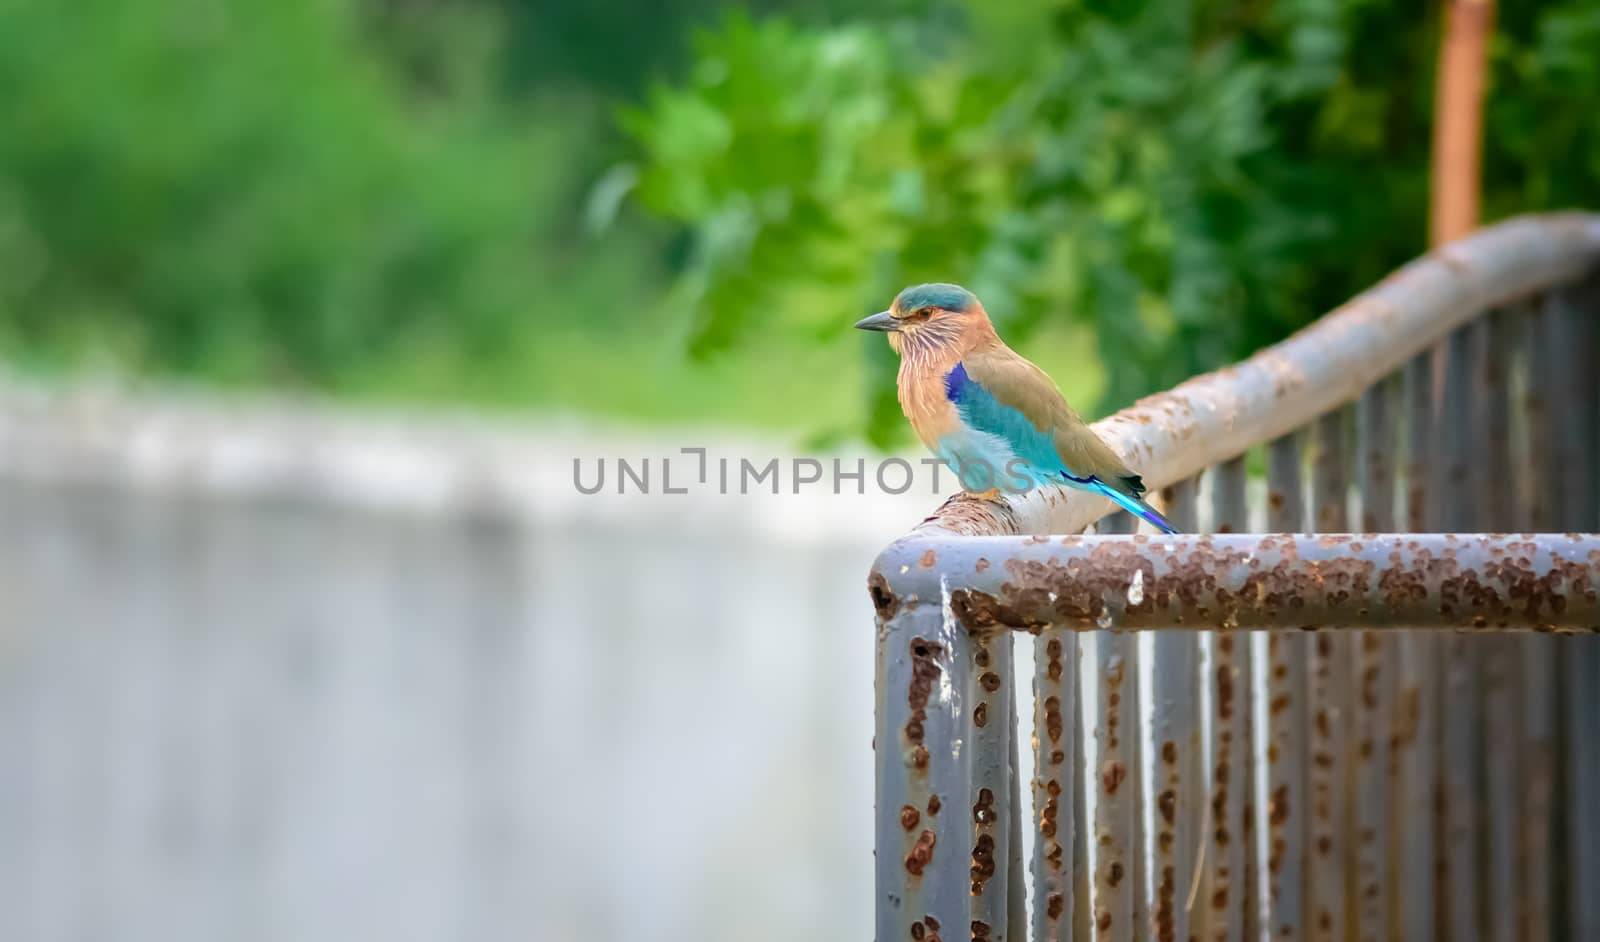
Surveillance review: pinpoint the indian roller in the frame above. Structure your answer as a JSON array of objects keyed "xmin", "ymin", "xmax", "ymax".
[{"xmin": 856, "ymin": 283, "xmax": 1177, "ymax": 534}]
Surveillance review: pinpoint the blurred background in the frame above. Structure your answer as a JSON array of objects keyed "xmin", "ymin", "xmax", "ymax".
[{"xmin": 0, "ymin": 0, "xmax": 1597, "ymax": 939}]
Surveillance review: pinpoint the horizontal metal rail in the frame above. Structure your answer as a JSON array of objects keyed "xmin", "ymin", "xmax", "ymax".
[
  {"xmin": 871, "ymin": 533, "xmax": 1600, "ymax": 633},
  {"xmin": 908, "ymin": 213, "xmax": 1600, "ymax": 538}
]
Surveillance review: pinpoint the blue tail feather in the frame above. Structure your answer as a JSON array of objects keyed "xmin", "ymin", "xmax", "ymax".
[{"xmin": 1093, "ymin": 480, "xmax": 1179, "ymax": 534}]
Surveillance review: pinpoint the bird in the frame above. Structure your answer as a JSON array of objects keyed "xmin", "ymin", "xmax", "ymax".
[{"xmin": 855, "ymin": 282, "xmax": 1177, "ymax": 534}]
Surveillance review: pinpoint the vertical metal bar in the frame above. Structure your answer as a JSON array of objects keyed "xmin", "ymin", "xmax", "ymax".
[
  {"xmin": 1437, "ymin": 326, "xmax": 1481, "ymax": 942},
  {"xmin": 1076, "ymin": 691, "xmax": 1093, "ymax": 942},
  {"xmin": 1517, "ymin": 298, "xmax": 1558, "ymax": 942},
  {"xmin": 1403, "ymin": 352, "xmax": 1435, "ymax": 536},
  {"xmin": 1552, "ymin": 285, "xmax": 1600, "ymax": 941},
  {"xmin": 1520, "ymin": 635, "xmax": 1557, "ymax": 942},
  {"xmin": 1008, "ymin": 692, "xmax": 1027, "ymax": 941},
  {"xmin": 1567, "ymin": 638, "xmax": 1600, "ymax": 942},
  {"xmin": 1265, "ymin": 431, "xmax": 1307, "ymax": 940},
  {"xmin": 1396, "ymin": 350, "xmax": 1438, "ymax": 942},
  {"xmin": 875, "ymin": 592, "xmax": 973, "ymax": 941},
  {"xmin": 1307, "ymin": 410, "xmax": 1349, "ymax": 942},
  {"xmin": 1525, "ymin": 300, "xmax": 1561, "ymax": 532},
  {"xmin": 967, "ymin": 629, "xmax": 1012, "ymax": 941},
  {"xmin": 1091, "ymin": 510, "xmax": 1140, "ymax": 941},
  {"xmin": 1476, "ymin": 311, "xmax": 1519, "ymax": 942},
  {"xmin": 1552, "ymin": 285, "xmax": 1598, "ymax": 530},
  {"xmin": 1201, "ymin": 456, "xmax": 1254, "ymax": 942},
  {"xmin": 1150, "ymin": 478, "xmax": 1201, "ymax": 942},
  {"xmin": 1353, "ymin": 378, "xmax": 1396, "ymax": 942},
  {"xmin": 1033, "ymin": 625, "xmax": 1078, "ymax": 941}
]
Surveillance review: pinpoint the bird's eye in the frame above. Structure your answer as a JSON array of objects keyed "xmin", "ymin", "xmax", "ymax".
[{"xmin": 912, "ymin": 307, "xmax": 934, "ymax": 320}]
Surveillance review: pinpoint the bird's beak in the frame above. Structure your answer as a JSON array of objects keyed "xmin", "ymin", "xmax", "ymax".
[{"xmin": 854, "ymin": 310, "xmax": 897, "ymax": 332}]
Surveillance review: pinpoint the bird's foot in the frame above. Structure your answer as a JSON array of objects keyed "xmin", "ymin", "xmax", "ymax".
[{"xmin": 969, "ymin": 487, "xmax": 1005, "ymax": 503}]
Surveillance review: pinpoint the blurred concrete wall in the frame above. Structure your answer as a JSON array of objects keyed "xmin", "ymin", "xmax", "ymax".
[{"xmin": 0, "ymin": 384, "xmax": 939, "ymax": 942}]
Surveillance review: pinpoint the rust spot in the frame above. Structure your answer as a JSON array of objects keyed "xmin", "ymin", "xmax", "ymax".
[
  {"xmin": 1098, "ymin": 911, "xmax": 1112, "ymax": 932},
  {"xmin": 1047, "ymin": 893, "xmax": 1064, "ymax": 919},
  {"xmin": 919, "ymin": 548, "xmax": 938, "ymax": 569},
  {"xmin": 1102, "ymin": 760, "xmax": 1127, "ymax": 795},
  {"xmin": 1269, "ymin": 786, "xmax": 1290, "ymax": 826},
  {"xmin": 927, "ymin": 794, "xmax": 942, "ymax": 816},
  {"xmin": 1108, "ymin": 861, "xmax": 1124, "ymax": 887},
  {"xmin": 1046, "ymin": 637, "xmax": 1064, "ymax": 681},
  {"xmin": 869, "ymin": 572, "xmax": 900, "ymax": 621},
  {"xmin": 905, "ymin": 829, "xmax": 937, "ymax": 875},
  {"xmin": 948, "ymin": 589, "xmax": 1048, "ymax": 632},
  {"xmin": 969, "ymin": 833, "xmax": 996, "ymax": 895},
  {"xmin": 912, "ymin": 921, "xmax": 925, "ymax": 941},
  {"xmin": 971, "ymin": 920, "xmax": 991, "ymax": 941},
  {"xmin": 906, "ymin": 637, "xmax": 943, "ymax": 772},
  {"xmin": 974, "ymin": 647, "xmax": 990, "ymax": 668},
  {"xmin": 972, "ymin": 788, "xmax": 996, "ymax": 825},
  {"xmin": 1157, "ymin": 861, "xmax": 1177, "ymax": 941},
  {"xmin": 974, "ymin": 557, "xmax": 990, "ymax": 573},
  {"xmin": 979, "ymin": 671, "xmax": 1001, "ymax": 693},
  {"xmin": 900, "ymin": 805, "xmax": 921, "ymax": 831},
  {"xmin": 1158, "ymin": 789, "xmax": 1177, "ymax": 825},
  {"xmin": 1161, "ymin": 741, "xmax": 1177, "ymax": 764},
  {"xmin": 973, "ymin": 702, "xmax": 988, "ymax": 728}
]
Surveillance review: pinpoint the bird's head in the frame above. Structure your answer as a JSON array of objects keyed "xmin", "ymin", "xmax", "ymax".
[{"xmin": 854, "ymin": 283, "xmax": 989, "ymax": 356}]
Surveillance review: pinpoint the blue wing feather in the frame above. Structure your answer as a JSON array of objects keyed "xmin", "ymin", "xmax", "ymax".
[
  {"xmin": 943, "ymin": 363, "xmax": 1065, "ymax": 475},
  {"xmin": 942, "ymin": 362, "xmax": 1179, "ymax": 533}
]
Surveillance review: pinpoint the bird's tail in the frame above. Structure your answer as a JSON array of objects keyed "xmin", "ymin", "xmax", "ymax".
[{"xmin": 1092, "ymin": 481, "xmax": 1179, "ymax": 534}]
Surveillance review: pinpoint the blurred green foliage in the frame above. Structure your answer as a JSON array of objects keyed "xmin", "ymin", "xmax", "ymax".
[
  {"xmin": 1, "ymin": 0, "xmax": 1597, "ymax": 438},
  {"xmin": 625, "ymin": 0, "xmax": 1600, "ymax": 444},
  {"xmin": 0, "ymin": 0, "xmax": 548, "ymax": 382},
  {"xmin": 0, "ymin": 0, "xmax": 906, "ymax": 428}
]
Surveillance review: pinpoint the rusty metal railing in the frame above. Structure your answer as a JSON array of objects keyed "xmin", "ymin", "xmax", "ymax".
[{"xmin": 868, "ymin": 213, "xmax": 1600, "ymax": 942}]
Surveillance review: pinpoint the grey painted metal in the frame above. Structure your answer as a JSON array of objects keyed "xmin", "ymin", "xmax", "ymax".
[
  {"xmin": 1524, "ymin": 299, "xmax": 1559, "ymax": 533},
  {"xmin": 1514, "ymin": 301, "xmax": 1558, "ymax": 941},
  {"xmin": 1518, "ymin": 635, "xmax": 1557, "ymax": 942},
  {"xmin": 1148, "ymin": 478, "xmax": 1200, "ymax": 942},
  {"xmin": 1031, "ymin": 625, "xmax": 1078, "ymax": 941},
  {"xmin": 872, "ymin": 594, "xmax": 972, "ymax": 942},
  {"xmin": 968, "ymin": 629, "xmax": 1014, "ymax": 941},
  {"xmin": 1074, "ymin": 682, "xmax": 1093, "ymax": 942},
  {"xmin": 1557, "ymin": 283, "xmax": 1600, "ymax": 942},
  {"xmin": 904, "ymin": 214, "xmax": 1600, "ymax": 540},
  {"xmin": 1567, "ymin": 636, "xmax": 1600, "ymax": 942},
  {"xmin": 1352, "ymin": 378, "xmax": 1397, "ymax": 942},
  {"xmin": 1396, "ymin": 349, "xmax": 1439, "ymax": 942},
  {"xmin": 1089, "ymin": 510, "xmax": 1140, "ymax": 942},
  {"xmin": 1552, "ymin": 287, "xmax": 1598, "ymax": 529},
  {"xmin": 1264, "ymin": 433, "xmax": 1308, "ymax": 940},
  {"xmin": 1403, "ymin": 352, "xmax": 1434, "ymax": 535},
  {"xmin": 1437, "ymin": 327, "xmax": 1482, "ymax": 942},
  {"xmin": 1307, "ymin": 411, "xmax": 1350, "ymax": 942},
  {"xmin": 1008, "ymin": 687, "xmax": 1027, "ymax": 941},
  {"xmin": 1476, "ymin": 311, "xmax": 1519, "ymax": 942},
  {"xmin": 1199, "ymin": 456, "xmax": 1255, "ymax": 942}
]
